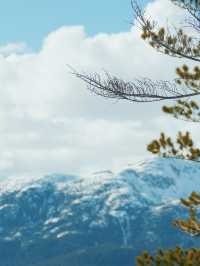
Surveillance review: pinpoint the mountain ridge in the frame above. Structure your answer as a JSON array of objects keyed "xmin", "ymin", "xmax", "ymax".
[{"xmin": 0, "ymin": 157, "xmax": 199, "ymax": 266}]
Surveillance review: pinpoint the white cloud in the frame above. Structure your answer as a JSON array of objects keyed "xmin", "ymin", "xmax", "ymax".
[
  {"xmin": 0, "ymin": 42, "xmax": 28, "ymax": 56},
  {"xmin": 0, "ymin": 0, "xmax": 197, "ymax": 178}
]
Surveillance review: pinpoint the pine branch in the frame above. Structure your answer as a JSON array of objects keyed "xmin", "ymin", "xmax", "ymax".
[
  {"xmin": 70, "ymin": 67, "xmax": 200, "ymax": 102},
  {"xmin": 132, "ymin": 0, "xmax": 200, "ymax": 62}
]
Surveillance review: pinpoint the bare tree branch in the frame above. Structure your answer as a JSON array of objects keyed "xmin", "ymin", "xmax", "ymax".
[
  {"xmin": 131, "ymin": 0, "xmax": 200, "ymax": 62},
  {"xmin": 172, "ymin": 0, "xmax": 200, "ymax": 33},
  {"xmin": 69, "ymin": 1, "xmax": 200, "ymax": 103},
  {"xmin": 70, "ymin": 67, "xmax": 200, "ymax": 102}
]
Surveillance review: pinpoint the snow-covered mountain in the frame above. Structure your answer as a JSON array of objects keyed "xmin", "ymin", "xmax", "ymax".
[{"xmin": 0, "ymin": 158, "xmax": 200, "ymax": 266}]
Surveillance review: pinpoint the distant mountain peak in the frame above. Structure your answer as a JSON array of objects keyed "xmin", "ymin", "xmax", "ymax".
[{"xmin": 0, "ymin": 157, "xmax": 200, "ymax": 265}]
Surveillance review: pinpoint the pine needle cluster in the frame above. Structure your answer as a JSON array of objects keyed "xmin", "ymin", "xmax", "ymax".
[
  {"xmin": 136, "ymin": 247, "xmax": 200, "ymax": 266},
  {"xmin": 74, "ymin": 0, "xmax": 200, "ymax": 264},
  {"xmin": 173, "ymin": 192, "xmax": 200, "ymax": 236},
  {"xmin": 147, "ymin": 131, "xmax": 200, "ymax": 160},
  {"xmin": 138, "ymin": 0, "xmax": 200, "ymax": 264},
  {"xmin": 162, "ymin": 100, "xmax": 200, "ymax": 122}
]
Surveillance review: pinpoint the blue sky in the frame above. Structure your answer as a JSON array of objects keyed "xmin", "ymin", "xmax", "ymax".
[
  {"xmin": 0, "ymin": 0, "xmax": 190, "ymax": 177},
  {"xmin": 0, "ymin": 0, "xmax": 149, "ymax": 49}
]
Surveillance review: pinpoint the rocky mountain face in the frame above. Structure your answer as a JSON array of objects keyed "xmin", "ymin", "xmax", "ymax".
[{"xmin": 0, "ymin": 158, "xmax": 200, "ymax": 266}]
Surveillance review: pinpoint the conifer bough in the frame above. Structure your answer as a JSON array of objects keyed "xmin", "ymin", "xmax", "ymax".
[
  {"xmin": 72, "ymin": 0, "xmax": 200, "ymax": 265},
  {"xmin": 72, "ymin": 0, "xmax": 200, "ymax": 102}
]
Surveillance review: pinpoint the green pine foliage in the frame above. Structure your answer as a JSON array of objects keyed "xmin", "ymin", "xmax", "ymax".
[
  {"xmin": 136, "ymin": 247, "xmax": 200, "ymax": 266},
  {"xmin": 137, "ymin": 0, "xmax": 200, "ymax": 264},
  {"xmin": 74, "ymin": 0, "xmax": 200, "ymax": 264}
]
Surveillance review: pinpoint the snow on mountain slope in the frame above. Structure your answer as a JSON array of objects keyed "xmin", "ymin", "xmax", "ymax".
[
  {"xmin": 0, "ymin": 173, "xmax": 78, "ymax": 194},
  {"xmin": 116, "ymin": 157, "xmax": 200, "ymax": 204},
  {"xmin": 0, "ymin": 157, "xmax": 198, "ymax": 239},
  {"xmin": 0, "ymin": 157, "xmax": 200, "ymax": 266},
  {"xmin": 0, "ymin": 157, "xmax": 199, "ymax": 205}
]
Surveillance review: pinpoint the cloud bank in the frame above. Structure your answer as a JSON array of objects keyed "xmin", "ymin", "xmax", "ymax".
[{"xmin": 0, "ymin": 0, "xmax": 198, "ymax": 178}]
